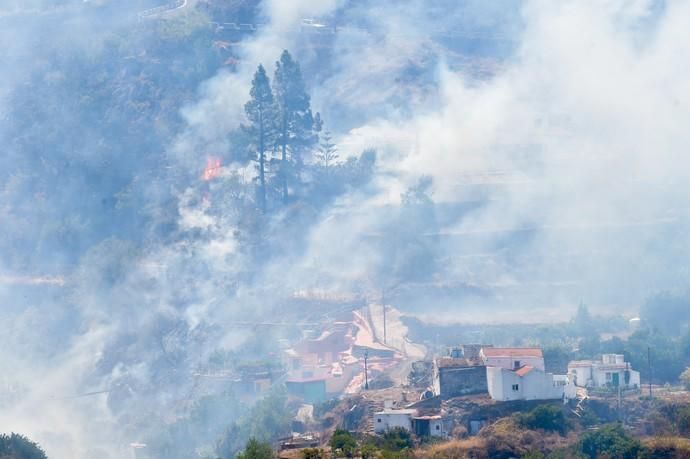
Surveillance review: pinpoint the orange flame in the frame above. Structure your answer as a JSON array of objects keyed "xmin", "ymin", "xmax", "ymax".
[{"xmin": 202, "ymin": 157, "xmax": 222, "ymax": 181}]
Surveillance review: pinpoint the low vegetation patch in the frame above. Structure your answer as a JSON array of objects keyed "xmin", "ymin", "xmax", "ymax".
[{"xmin": 518, "ymin": 405, "xmax": 569, "ymax": 435}]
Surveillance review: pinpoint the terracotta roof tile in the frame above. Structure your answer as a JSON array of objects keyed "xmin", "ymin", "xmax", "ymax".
[{"xmin": 514, "ymin": 365, "xmax": 535, "ymax": 376}]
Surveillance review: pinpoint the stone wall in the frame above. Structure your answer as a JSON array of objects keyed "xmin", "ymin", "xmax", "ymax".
[{"xmin": 438, "ymin": 365, "xmax": 488, "ymax": 398}]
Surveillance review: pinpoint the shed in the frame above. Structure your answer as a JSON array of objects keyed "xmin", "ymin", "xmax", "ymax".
[{"xmin": 373, "ymin": 409, "xmax": 416, "ymax": 433}]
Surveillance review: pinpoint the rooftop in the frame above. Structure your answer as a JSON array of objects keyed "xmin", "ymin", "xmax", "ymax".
[
  {"xmin": 481, "ymin": 347, "xmax": 543, "ymax": 359},
  {"xmin": 514, "ymin": 365, "xmax": 535, "ymax": 377}
]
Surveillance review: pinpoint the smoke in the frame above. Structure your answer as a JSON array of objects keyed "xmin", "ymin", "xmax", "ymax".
[{"xmin": 1, "ymin": 0, "xmax": 689, "ymax": 457}]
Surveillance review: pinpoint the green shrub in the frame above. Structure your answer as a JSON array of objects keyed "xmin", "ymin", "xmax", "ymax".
[
  {"xmin": 236, "ymin": 438, "xmax": 274, "ymax": 459},
  {"xmin": 301, "ymin": 447, "xmax": 325, "ymax": 459},
  {"xmin": 519, "ymin": 405, "xmax": 568, "ymax": 435},
  {"xmin": 381, "ymin": 428, "xmax": 414, "ymax": 452},
  {"xmin": 361, "ymin": 443, "xmax": 380, "ymax": 459},
  {"xmin": 578, "ymin": 424, "xmax": 641, "ymax": 459},
  {"xmin": 329, "ymin": 429, "xmax": 357, "ymax": 458},
  {"xmin": 677, "ymin": 407, "xmax": 690, "ymax": 436}
]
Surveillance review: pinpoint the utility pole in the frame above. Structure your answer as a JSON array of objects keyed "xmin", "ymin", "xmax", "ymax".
[
  {"xmin": 648, "ymin": 346, "xmax": 653, "ymax": 398},
  {"xmin": 383, "ymin": 304, "xmax": 387, "ymax": 345},
  {"xmin": 364, "ymin": 349, "xmax": 369, "ymax": 390}
]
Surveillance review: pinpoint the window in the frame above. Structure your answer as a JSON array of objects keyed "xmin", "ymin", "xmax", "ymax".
[
  {"xmin": 435, "ymin": 425, "xmax": 440, "ymax": 430},
  {"xmin": 606, "ymin": 372, "xmax": 612, "ymax": 381},
  {"xmin": 512, "ymin": 384, "xmax": 519, "ymax": 391},
  {"xmin": 377, "ymin": 418, "xmax": 382, "ymax": 423},
  {"xmin": 514, "ymin": 360, "xmax": 521, "ymax": 369}
]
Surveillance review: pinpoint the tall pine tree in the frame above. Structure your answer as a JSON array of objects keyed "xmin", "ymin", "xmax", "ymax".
[
  {"xmin": 243, "ymin": 65, "xmax": 276, "ymax": 213},
  {"xmin": 272, "ymin": 50, "xmax": 321, "ymax": 205},
  {"xmin": 316, "ymin": 130, "xmax": 338, "ymax": 169}
]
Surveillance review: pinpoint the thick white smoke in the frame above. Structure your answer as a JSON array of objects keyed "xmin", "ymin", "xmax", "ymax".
[{"xmin": 3, "ymin": 0, "xmax": 690, "ymax": 457}]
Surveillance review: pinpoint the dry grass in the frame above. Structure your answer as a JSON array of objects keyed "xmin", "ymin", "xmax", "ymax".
[
  {"xmin": 641, "ymin": 436, "xmax": 690, "ymax": 458},
  {"xmin": 414, "ymin": 438, "xmax": 488, "ymax": 458}
]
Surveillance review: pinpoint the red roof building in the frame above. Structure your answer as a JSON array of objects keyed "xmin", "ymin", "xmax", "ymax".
[{"xmin": 480, "ymin": 347, "xmax": 545, "ymax": 371}]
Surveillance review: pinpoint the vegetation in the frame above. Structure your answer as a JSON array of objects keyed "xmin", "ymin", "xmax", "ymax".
[
  {"xmin": 215, "ymin": 389, "xmax": 291, "ymax": 459},
  {"xmin": 236, "ymin": 438, "xmax": 274, "ymax": 459},
  {"xmin": 677, "ymin": 407, "xmax": 690, "ymax": 436},
  {"xmin": 272, "ymin": 50, "xmax": 321, "ymax": 205},
  {"xmin": 0, "ymin": 433, "xmax": 48, "ymax": 459},
  {"xmin": 301, "ymin": 448, "xmax": 326, "ymax": 459},
  {"xmin": 329, "ymin": 429, "xmax": 357, "ymax": 458},
  {"xmin": 639, "ymin": 436, "xmax": 690, "ymax": 458},
  {"xmin": 518, "ymin": 405, "xmax": 568, "ymax": 435},
  {"xmin": 243, "ymin": 64, "xmax": 276, "ymax": 213},
  {"xmin": 680, "ymin": 367, "xmax": 690, "ymax": 390},
  {"xmin": 578, "ymin": 424, "xmax": 641, "ymax": 459}
]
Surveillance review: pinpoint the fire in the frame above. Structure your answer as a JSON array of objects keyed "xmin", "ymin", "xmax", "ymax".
[{"xmin": 202, "ymin": 157, "xmax": 222, "ymax": 181}]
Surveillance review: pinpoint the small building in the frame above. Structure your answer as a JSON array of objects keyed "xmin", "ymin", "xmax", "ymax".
[
  {"xmin": 412, "ymin": 415, "xmax": 445, "ymax": 438},
  {"xmin": 374, "ymin": 409, "xmax": 445, "ymax": 438},
  {"xmin": 285, "ymin": 374, "xmax": 327, "ymax": 403},
  {"xmin": 433, "ymin": 357, "xmax": 487, "ymax": 398},
  {"xmin": 433, "ymin": 345, "xmax": 491, "ymax": 398},
  {"xmin": 374, "ymin": 409, "xmax": 416, "ymax": 433},
  {"xmin": 487, "ymin": 365, "xmax": 576, "ymax": 402},
  {"xmin": 568, "ymin": 354, "xmax": 640, "ymax": 389},
  {"xmin": 480, "ymin": 347, "xmax": 545, "ymax": 371}
]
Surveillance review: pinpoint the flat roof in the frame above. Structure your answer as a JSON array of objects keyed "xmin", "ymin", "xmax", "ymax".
[{"xmin": 436, "ymin": 357, "xmax": 482, "ymax": 368}]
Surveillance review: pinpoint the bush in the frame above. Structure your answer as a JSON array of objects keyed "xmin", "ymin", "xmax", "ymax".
[
  {"xmin": 301, "ymin": 447, "xmax": 325, "ymax": 459},
  {"xmin": 313, "ymin": 398, "xmax": 340, "ymax": 419},
  {"xmin": 360, "ymin": 443, "xmax": 380, "ymax": 459},
  {"xmin": 519, "ymin": 405, "xmax": 568, "ymax": 435},
  {"xmin": 640, "ymin": 436, "xmax": 690, "ymax": 458},
  {"xmin": 578, "ymin": 424, "xmax": 641, "ymax": 459},
  {"xmin": 329, "ymin": 429, "xmax": 357, "ymax": 458},
  {"xmin": 236, "ymin": 438, "xmax": 274, "ymax": 459},
  {"xmin": 677, "ymin": 407, "xmax": 690, "ymax": 436},
  {"xmin": 381, "ymin": 428, "xmax": 414, "ymax": 452}
]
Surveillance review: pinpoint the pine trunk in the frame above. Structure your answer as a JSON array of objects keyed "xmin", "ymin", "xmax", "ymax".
[
  {"xmin": 259, "ymin": 112, "xmax": 266, "ymax": 213},
  {"xmin": 281, "ymin": 116, "xmax": 288, "ymax": 205}
]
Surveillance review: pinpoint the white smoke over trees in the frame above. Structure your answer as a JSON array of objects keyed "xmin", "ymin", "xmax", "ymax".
[{"xmin": 1, "ymin": 0, "xmax": 689, "ymax": 457}]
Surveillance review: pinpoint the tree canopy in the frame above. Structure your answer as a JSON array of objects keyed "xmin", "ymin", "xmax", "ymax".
[{"xmin": 0, "ymin": 433, "xmax": 48, "ymax": 459}]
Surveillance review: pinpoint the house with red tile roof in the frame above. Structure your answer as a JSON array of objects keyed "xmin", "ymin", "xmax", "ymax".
[
  {"xmin": 480, "ymin": 347, "xmax": 545, "ymax": 371},
  {"xmin": 487, "ymin": 364, "xmax": 576, "ymax": 402}
]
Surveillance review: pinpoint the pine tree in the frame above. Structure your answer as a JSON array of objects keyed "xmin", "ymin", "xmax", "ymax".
[
  {"xmin": 272, "ymin": 50, "xmax": 321, "ymax": 205},
  {"xmin": 316, "ymin": 130, "xmax": 338, "ymax": 169},
  {"xmin": 243, "ymin": 65, "xmax": 276, "ymax": 213}
]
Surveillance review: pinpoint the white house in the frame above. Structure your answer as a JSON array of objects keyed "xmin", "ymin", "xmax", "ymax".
[
  {"xmin": 487, "ymin": 365, "xmax": 576, "ymax": 402},
  {"xmin": 480, "ymin": 347, "xmax": 545, "ymax": 371},
  {"xmin": 568, "ymin": 354, "xmax": 640, "ymax": 389},
  {"xmin": 374, "ymin": 409, "xmax": 416, "ymax": 433},
  {"xmin": 374, "ymin": 409, "xmax": 445, "ymax": 438}
]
